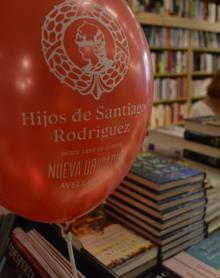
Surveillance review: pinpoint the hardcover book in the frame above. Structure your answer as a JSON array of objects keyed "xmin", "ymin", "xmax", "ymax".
[
  {"xmin": 106, "ymin": 206, "xmax": 205, "ymax": 246},
  {"xmin": 183, "ymin": 149, "xmax": 220, "ymax": 168},
  {"xmin": 161, "ymin": 233, "xmax": 205, "ymax": 261},
  {"xmin": 160, "ymin": 228, "xmax": 205, "ymax": 253},
  {"xmin": 107, "ymin": 190, "xmax": 206, "ymax": 221},
  {"xmin": 40, "ymin": 221, "xmax": 119, "ymax": 278},
  {"xmin": 122, "ymin": 178, "xmax": 203, "ymax": 201},
  {"xmin": 174, "ymin": 252, "xmax": 220, "ymax": 278},
  {"xmin": 114, "ymin": 184, "xmax": 205, "ymax": 211},
  {"xmin": 184, "ymin": 129, "xmax": 220, "ymax": 148},
  {"xmin": 1, "ymin": 238, "xmax": 46, "ymax": 278},
  {"xmin": 182, "ymin": 158, "xmax": 220, "ymax": 189},
  {"xmin": 71, "ymin": 213, "xmax": 158, "ymax": 277},
  {"xmin": 206, "ymin": 206, "xmax": 220, "ymax": 224},
  {"xmin": 145, "ymin": 127, "xmax": 220, "ymax": 161},
  {"xmin": 185, "ymin": 115, "xmax": 220, "ymax": 137},
  {"xmin": 163, "ymin": 256, "xmax": 210, "ymax": 278},
  {"xmin": 127, "ymin": 152, "xmax": 205, "ymax": 192},
  {"xmin": 187, "ymin": 229, "xmax": 220, "ymax": 271},
  {"xmin": 1, "ymin": 227, "xmax": 85, "ymax": 278},
  {"xmin": 106, "ymin": 197, "xmax": 205, "ymax": 232},
  {"xmin": 208, "ymin": 216, "xmax": 220, "ymax": 235}
]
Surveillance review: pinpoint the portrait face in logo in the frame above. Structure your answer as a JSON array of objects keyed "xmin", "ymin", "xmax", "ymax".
[
  {"xmin": 75, "ymin": 22, "xmax": 112, "ymax": 72},
  {"xmin": 41, "ymin": 1, "xmax": 131, "ymax": 99}
]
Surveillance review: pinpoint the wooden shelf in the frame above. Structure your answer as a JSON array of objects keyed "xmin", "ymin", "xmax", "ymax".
[
  {"xmin": 192, "ymin": 48, "xmax": 220, "ymax": 53},
  {"xmin": 192, "ymin": 72, "xmax": 215, "ymax": 77},
  {"xmin": 153, "ymin": 98, "xmax": 186, "ymax": 105},
  {"xmin": 127, "ymin": 1, "xmax": 220, "ymax": 128},
  {"xmin": 177, "ymin": 120, "xmax": 185, "ymax": 126},
  {"xmin": 136, "ymin": 12, "xmax": 220, "ymax": 33},
  {"xmin": 154, "ymin": 73, "xmax": 187, "ymax": 78},
  {"xmin": 150, "ymin": 46, "xmax": 188, "ymax": 51},
  {"xmin": 191, "ymin": 96, "xmax": 206, "ymax": 101}
]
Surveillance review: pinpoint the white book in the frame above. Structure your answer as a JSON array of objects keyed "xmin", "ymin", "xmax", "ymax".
[
  {"xmin": 163, "ymin": 257, "xmax": 207, "ymax": 278},
  {"xmin": 208, "ymin": 3, "xmax": 217, "ymax": 23},
  {"xmin": 175, "ymin": 252, "xmax": 220, "ymax": 278}
]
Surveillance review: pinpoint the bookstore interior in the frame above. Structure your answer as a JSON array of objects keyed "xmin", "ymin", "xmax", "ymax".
[{"xmin": 1, "ymin": 0, "xmax": 220, "ymax": 277}]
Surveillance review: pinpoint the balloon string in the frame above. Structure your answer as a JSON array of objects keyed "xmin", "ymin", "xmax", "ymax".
[
  {"xmin": 60, "ymin": 222, "xmax": 78, "ymax": 278},
  {"xmin": 64, "ymin": 232, "xmax": 78, "ymax": 278}
]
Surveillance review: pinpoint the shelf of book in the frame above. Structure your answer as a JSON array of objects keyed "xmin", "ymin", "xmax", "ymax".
[
  {"xmin": 128, "ymin": 1, "xmax": 220, "ymax": 128},
  {"xmin": 153, "ymin": 99, "xmax": 186, "ymax": 105},
  {"xmin": 154, "ymin": 73, "xmax": 187, "ymax": 78},
  {"xmin": 191, "ymin": 96, "xmax": 206, "ymax": 101},
  {"xmin": 192, "ymin": 72, "xmax": 215, "ymax": 77},
  {"xmin": 150, "ymin": 46, "xmax": 188, "ymax": 51},
  {"xmin": 135, "ymin": 12, "xmax": 220, "ymax": 33},
  {"xmin": 193, "ymin": 48, "xmax": 220, "ymax": 53}
]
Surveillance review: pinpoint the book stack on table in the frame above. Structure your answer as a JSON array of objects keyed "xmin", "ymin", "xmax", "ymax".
[
  {"xmin": 176, "ymin": 158, "xmax": 220, "ymax": 236},
  {"xmin": 184, "ymin": 115, "xmax": 220, "ymax": 235},
  {"xmin": 184, "ymin": 115, "xmax": 220, "ymax": 169},
  {"xmin": 205, "ymin": 183, "xmax": 220, "ymax": 235},
  {"xmin": 143, "ymin": 116, "xmax": 220, "ymax": 236},
  {"xmin": 163, "ymin": 229, "xmax": 220, "ymax": 277},
  {"xmin": 106, "ymin": 152, "xmax": 207, "ymax": 261},
  {"xmin": 70, "ymin": 211, "xmax": 158, "ymax": 278},
  {"xmin": 0, "ymin": 225, "xmax": 85, "ymax": 278},
  {"xmin": 143, "ymin": 115, "xmax": 220, "ymax": 170}
]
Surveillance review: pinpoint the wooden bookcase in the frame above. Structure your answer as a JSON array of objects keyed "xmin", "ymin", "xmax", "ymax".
[{"xmin": 127, "ymin": 0, "xmax": 220, "ymax": 128}]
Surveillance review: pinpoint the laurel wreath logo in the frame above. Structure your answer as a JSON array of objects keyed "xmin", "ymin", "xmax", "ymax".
[{"xmin": 41, "ymin": 0, "xmax": 130, "ymax": 100}]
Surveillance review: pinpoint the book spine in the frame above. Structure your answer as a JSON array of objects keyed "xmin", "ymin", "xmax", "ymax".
[
  {"xmin": 183, "ymin": 149, "xmax": 220, "ymax": 168},
  {"xmin": 0, "ymin": 214, "xmax": 15, "ymax": 261},
  {"xmin": 5, "ymin": 238, "xmax": 44, "ymax": 278},
  {"xmin": 184, "ymin": 130, "xmax": 220, "ymax": 148}
]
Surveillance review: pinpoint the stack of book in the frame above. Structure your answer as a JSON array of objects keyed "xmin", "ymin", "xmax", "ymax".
[
  {"xmin": 176, "ymin": 157, "xmax": 220, "ymax": 235},
  {"xmin": 206, "ymin": 186, "xmax": 220, "ymax": 235},
  {"xmin": 185, "ymin": 115, "xmax": 220, "ymax": 235},
  {"xmin": 143, "ymin": 119, "xmax": 220, "ymax": 234},
  {"xmin": 0, "ymin": 226, "xmax": 85, "ymax": 278},
  {"xmin": 70, "ymin": 210, "xmax": 158, "ymax": 278},
  {"xmin": 106, "ymin": 152, "xmax": 206, "ymax": 261},
  {"xmin": 144, "ymin": 116, "xmax": 220, "ymax": 169},
  {"xmin": 164, "ymin": 229, "xmax": 220, "ymax": 277},
  {"xmin": 142, "ymin": 125, "xmax": 185, "ymax": 157},
  {"xmin": 184, "ymin": 115, "xmax": 220, "ymax": 169}
]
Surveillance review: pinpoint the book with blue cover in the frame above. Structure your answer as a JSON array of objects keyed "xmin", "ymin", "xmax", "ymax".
[
  {"xmin": 123, "ymin": 178, "xmax": 204, "ymax": 201},
  {"xmin": 117, "ymin": 183, "xmax": 205, "ymax": 211},
  {"xmin": 187, "ymin": 229, "xmax": 220, "ymax": 270},
  {"xmin": 107, "ymin": 188, "xmax": 206, "ymax": 221},
  {"xmin": 127, "ymin": 152, "xmax": 205, "ymax": 191}
]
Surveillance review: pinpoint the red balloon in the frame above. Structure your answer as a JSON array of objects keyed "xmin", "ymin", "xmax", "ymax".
[{"xmin": 0, "ymin": 0, "xmax": 153, "ymax": 222}]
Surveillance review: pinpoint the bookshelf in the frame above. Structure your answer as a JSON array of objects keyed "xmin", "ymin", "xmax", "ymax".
[{"xmin": 128, "ymin": 0, "xmax": 220, "ymax": 128}]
